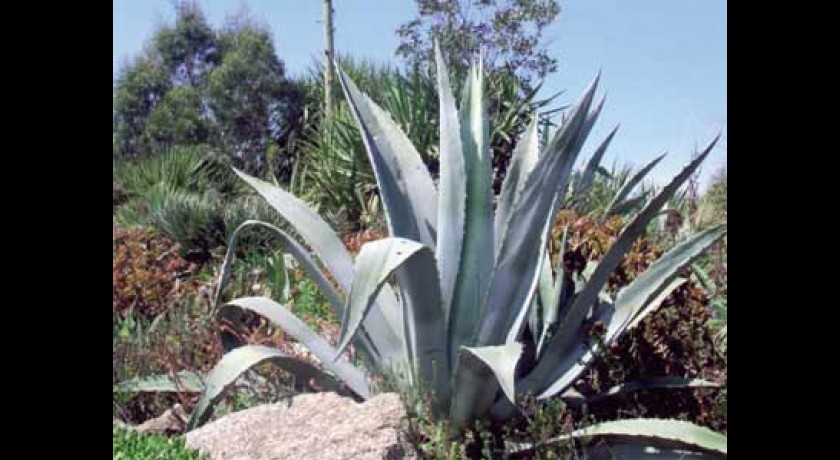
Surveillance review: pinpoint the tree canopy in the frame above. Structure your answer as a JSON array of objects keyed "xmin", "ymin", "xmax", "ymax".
[
  {"xmin": 113, "ymin": 2, "xmax": 301, "ymax": 176},
  {"xmin": 396, "ymin": 0, "xmax": 561, "ymax": 85}
]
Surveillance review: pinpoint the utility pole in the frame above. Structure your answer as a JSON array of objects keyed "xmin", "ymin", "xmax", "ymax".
[{"xmin": 323, "ymin": 0, "xmax": 336, "ymax": 119}]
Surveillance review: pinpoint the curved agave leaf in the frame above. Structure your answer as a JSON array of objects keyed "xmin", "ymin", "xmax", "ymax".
[
  {"xmin": 214, "ymin": 220, "xmax": 343, "ymax": 316},
  {"xmin": 507, "ymin": 418, "xmax": 726, "ymax": 459},
  {"xmin": 506, "ymin": 213, "xmax": 556, "ymax": 344},
  {"xmin": 537, "ymin": 225, "xmax": 570, "ymax": 356},
  {"xmin": 450, "ymin": 342, "xmax": 523, "ymax": 433},
  {"xmin": 217, "ymin": 297, "xmax": 372, "ymax": 400},
  {"xmin": 232, "ymin": 170, "xmax": 406, "ymax": 367},
  {"xmin": 448, "ymin": 59, "xmax": 495, "ymax": 365},
  {"xmin": 531, "ymin": 300, "xmax": 612, "ymax": 400},
  {"xmin": 476, "ymin": 79, "xmax": 603, "ymax": 420},
  {"xmin": 433, "ymin": 43, "xmax": 466, "ymax": 325},
  {"xmin": 490, "ymin": 301, "xmax": 614, "ymax": 421},
  {"xmin": 477, "ymin": 74, "xmax": 600, "ymax": 347},
  {"xmin": 536, "ymin": 225, "xmax": 726, "ymax": 399},
  {"xmin": 187, "ymin": 345, "xmax": 342, "ymax": 429},
  {"xmin": 495, "ymin": 117, "xmax": 540, "ymax": 255},
  {"xmin": 606, "ymin": 194, "xmax": 648, "ymax": 217},
  {"xmin": 233, "ymin": 170, "xmax": 355, "ymax": 289},
  {"xmin": 593, "ymin": 378, "xmax": 720, "ymax": 403},
  {"xmin": 464, "ymin": 79, "xmax": 600, "ymax": 425},
  {"xmin": 563, "ymin": 377, "xmax": 720, "ymax": 406},
  {"xmin": 336, "ymin": 64, "xmax": 449, "ymax": 382},
  {"xmin": 575, "ymin": 125, "xmax": 619, "ymax": 198},
  {"xmin": 334, "ymin": 237, "xmax": 447, "ymax": 405},
  {"xmin": 572, "ymin": 95, "xmax": 606, "ymax": 154},
  {"xmin": 563, "ymin": 419, "xmax": 726, "ymax": 457},
  {"xmin": 577, "ymin": 442, "xmax": 724, "ymax": 460},
  {"xmin": 619, "ymin": 225, "xmax": 727, "ymax": 334},
  {"xmin": 627, "ymin": 278, "xmax": 686, "ymax": 330},
  {"xmin": 552, "ymin": 95, "xmax": 605, "ymax": 215},
  {"xmin": 604, "ymin": 153, "xmax": 666, "ymax": 217},
  {"xmin": 335, "ymin": 237, "xmax": 417, "ymax": 355},
  {"xmin": 335, "ymin": 65, "xmax": 438, "ymax": 248},
  {"xmin": 114, "ymin": 371, "xmax": 204, "ymax": 394},
  {"xmin": 511, "ymin": 436, "xmax": 724, "ymax": 460},
  {"xmin": 213, "ymin": 219, "xmax": 392, "ymax": 369},
  {"xmin": 529, "ymin": 245, "xmax": 554, "ymax": 348},
  {"xmin": 528, "ymin": 137, "xmax": 719, "ymax": 394}
]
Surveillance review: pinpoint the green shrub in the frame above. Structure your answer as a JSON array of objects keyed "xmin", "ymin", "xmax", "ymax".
[{"xmin": 113, "ymin": 429, "xmax": 206, "ymax": 460}]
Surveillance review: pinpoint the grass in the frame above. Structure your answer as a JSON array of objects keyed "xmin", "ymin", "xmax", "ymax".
[
  {"xmin": 113, "ymin": 429, "xmax": 206, "ymax": 460},
  {"xmin": 289, "ymin": 275, "xmax": 335, "ymax": 327}
]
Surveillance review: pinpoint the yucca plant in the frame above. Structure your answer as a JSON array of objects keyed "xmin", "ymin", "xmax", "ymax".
[
  {"xmin": 486, "ymin": 69, "xmax": 565, "ymax": 194},
  {"xmin": 186, "ymin": 46, "xmax": 726, "ymax": 457},
  {"xmin": 297, "ymin": 104, "xmax": 380, "ymax": 232},
  {"xmin": 565, "ymin": 149, "xmax": 665, "ymax": 223},
  {"xmin": 295, "ymin": 57, "xmax": 436, "ymax": 232}
]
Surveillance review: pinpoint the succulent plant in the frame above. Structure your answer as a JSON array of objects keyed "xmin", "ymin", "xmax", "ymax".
[{"xmin": 186, "ymin": 46, "xmax": 726, "ymax": 457}]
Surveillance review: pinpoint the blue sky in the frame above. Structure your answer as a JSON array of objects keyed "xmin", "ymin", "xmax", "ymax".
[{"xmin": 114, "ymin": 0, "xmax": 726, "ymax": 190}]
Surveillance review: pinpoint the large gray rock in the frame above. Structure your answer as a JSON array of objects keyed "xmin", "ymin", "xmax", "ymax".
[{"xmin": 184, "ymin": 392, "xmax": 413, "ymax": 460}]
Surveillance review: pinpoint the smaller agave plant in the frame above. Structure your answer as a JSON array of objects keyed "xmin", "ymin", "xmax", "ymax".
[{"xmin": 179, "ymin": 46, "xmax": 726, "ymax": 457}]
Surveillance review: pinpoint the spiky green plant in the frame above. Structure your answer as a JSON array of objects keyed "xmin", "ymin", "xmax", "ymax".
[
  {"xmin": 114, "ymin": 146, "xmax": 212, "ymax": 197},
  {"xmin": 297, "ymin": 103, "xmax": 381, "ymax": 232},
  {"xmin": 566, "ymin": 149, "xmax": 666, "ymax": 222},
  {"xmin": 114, "ymin": 146, "xmax": 287, "ymax": 255},
  {"xmin": 186, "ymin": 47, "xmax": 726, "ymax": 457},
  {"xmin": 568, "ymin": 159, "xmax": 633, "ymax": 216}
]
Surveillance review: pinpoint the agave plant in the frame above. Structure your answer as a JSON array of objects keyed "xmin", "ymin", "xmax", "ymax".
[{"xmin": 186, "ymin": 46, "xmax": 726, "ymax": 457}]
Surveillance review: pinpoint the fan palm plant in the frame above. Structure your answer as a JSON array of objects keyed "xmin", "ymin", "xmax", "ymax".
[{"xmin": 114, "ymin": 146, "xmax": 284, "ymax": 255}]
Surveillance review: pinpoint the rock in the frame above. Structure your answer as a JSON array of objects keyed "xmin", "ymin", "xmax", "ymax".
[{"xmin": 184, "ymin": 392, "xmax": 413, "ymax": 460}]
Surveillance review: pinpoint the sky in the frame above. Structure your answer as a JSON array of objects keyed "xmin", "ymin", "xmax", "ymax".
[{"xmin": 114, "ymin": 0, "xmax": 726, "ymax": 190}]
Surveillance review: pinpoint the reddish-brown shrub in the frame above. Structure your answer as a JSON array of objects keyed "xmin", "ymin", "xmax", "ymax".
[
  {"xmin": 552, "ymin": 211, "xmax": 727, "ymax": 432},
  {"xmin": 113, "ymin": 227, "xmax": 201, "ymax": 319}
]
